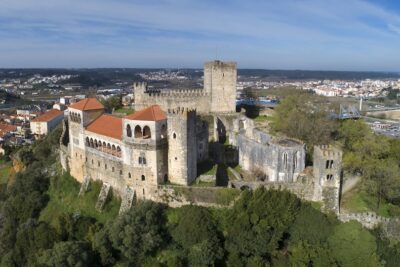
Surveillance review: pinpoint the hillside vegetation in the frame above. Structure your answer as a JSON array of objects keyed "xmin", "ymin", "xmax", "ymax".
[{"xmin": 0, "ymin": 105, "xmax": 399, "ymax": 265}]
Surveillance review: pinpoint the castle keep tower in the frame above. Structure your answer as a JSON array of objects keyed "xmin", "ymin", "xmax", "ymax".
[
  {"xmin": 167, "ymin": 107, "xmax": 197, "ymax": 185},
  {"xmin": 313, "ymin": 145, "xmax": 343, "ymax": 214},
  {"xmin": 204, "ymin": 60, "xmax": 237, "ymax": 113}
]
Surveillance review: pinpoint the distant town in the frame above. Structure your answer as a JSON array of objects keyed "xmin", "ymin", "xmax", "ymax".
[{"xmin": 0, "ymin": 68, "xmax": 399, "ymax": 152}]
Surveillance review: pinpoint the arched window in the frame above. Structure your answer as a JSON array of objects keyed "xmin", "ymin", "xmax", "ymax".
[
  {"xmin": 86, "ymin": 137, "xmax": 89, "ymax": 146},
  {"xmin": 141, "ymin": 175, "xmax": 145, "ymax": 181},
  {"xmin": 143, "ymin": 126, "xmax": 151, "ymax": 139},
  {"xmin": 107, "ymin": 143, "xmax": 111, "ymax": 150},
  {"xmin": 90, "ymin": 138, "xmax": 94, "ymax": 148},
  {"xmin": 173, "ymin": 132, "xmax": 177, "ymax": 139},
  {"xmin": 126, "ymin": 124, "xmax": 132, "ymax": 137},
  {"xmin": 161, "ymin": 124, "xmax": 167, "ymax": 138},
  {"xmin": 134, "ymin": 125, "xmax": 142, "ymax": 138},
  {"xmin": 94, "ymin": 140, "xmax": 98, "ymax": 148},
  {"xmin": 293, "ymin": 151, "xmax": 298, "ymax": 170},
  {"xmin": 112, "ymin": 145, "xmax": 116, "ymax": 151}
]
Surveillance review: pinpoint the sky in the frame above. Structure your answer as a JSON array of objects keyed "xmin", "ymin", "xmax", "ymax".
[{"xmin": 0, "ymin": 0, "xmax": 400, "ymax": 71}]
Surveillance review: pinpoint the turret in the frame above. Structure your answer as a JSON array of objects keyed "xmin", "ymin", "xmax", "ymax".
[{"xmin": 167, "ymin": 107, "xmax": 197, "ymax": 185}]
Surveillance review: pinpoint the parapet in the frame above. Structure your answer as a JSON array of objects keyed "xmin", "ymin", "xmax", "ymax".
[
  {"xmin": 147, "ymin": 89, "xmax": 210, "ymax": 98},
  {"xmin": 133, "ymin": 82, "xmax": 148, "ymax": 92},
  {"xmin": 167, "ymin": 107, "xmax": 196, "ymax": 115},
  {"xmin": 314, "ymin": 145, "xmax": 342, "ymax": 158},
  {"xmin": 204, "ymin": 60, "xmax": 237, "ymax": 69}
]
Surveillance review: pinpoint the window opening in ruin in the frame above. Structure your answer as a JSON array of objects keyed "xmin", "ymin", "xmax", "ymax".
[
  {"xmin": 141, "ymin": 175, "xmax": 145, "ymax": 181},
  {"xmin": 128, "ymin": 172, "xmax": 131, "ymax": 178},
  {"xmin": 326, "ymin": 160, "xmax": 330, "ymax": 169},
  {"xmin": 283, "ymin": 153, "xmax": 288, "ymax": 170},
  {"xmin": 173, "ymin": 132, "xmax": 176, "ymax": 139}
]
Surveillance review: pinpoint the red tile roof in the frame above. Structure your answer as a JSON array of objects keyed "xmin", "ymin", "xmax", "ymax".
[
  {"xmin": 32, "ymin": 109, "xmax": 64, "ymax": 122},
  {"xmin": 69, "ymin": 98, "xmax": 104, "ymax": 111},
  {"xmin": 125, "ymin": 105, "xmax": 166, "ymax": 121},
  {"xmin": 86, "ymin": 114, "xmax": 122, "ymax": 140},
  {"xmin": 0, "ymin": 124, "xmax": 17, "ymax": 138}
]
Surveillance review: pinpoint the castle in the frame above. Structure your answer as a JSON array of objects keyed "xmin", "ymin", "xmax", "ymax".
[{"xmin": 60, "ymin": 60, "xmax": 343, "ymax": 213}]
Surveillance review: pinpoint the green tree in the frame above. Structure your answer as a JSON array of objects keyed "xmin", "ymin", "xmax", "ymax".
[
  {"xmin": 37, "ymin": 241, "xmax": 95, "ymax": 267},
  {"xmin": 328, "ymin": 221, "xmax": 379, "ymax": 267},
  {"xmin": 93, "ymin": 201, "xmax": 166, "ymax": 265},
  {"xmin": 171, "ymin": 205, "xmax": 223, "ymax": 266},
  {"xmin": 270, "ymin": 91, "xmax": 338, "ymax": 156},
  {"xmin": 101, "ymin": 96, "xmax": 122, "ymax": 112},
  {"xmin": 225, "ymin": 188, "xmax": 301, "ymax": 265}
]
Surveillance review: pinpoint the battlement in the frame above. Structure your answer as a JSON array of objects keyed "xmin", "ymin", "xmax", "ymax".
[
  {"xmin": 315, "ymin": 144, "xmax": 342, "ymax": 158},
  {"xmin": 167, "ymin": 107, "xmax": 196, "ymax": 115},
  {"xmin": 133, "ymin": 82, "xmax": 148, "ymax": 92},
  {"xmin": 205, "ymin": 60, "xmax": 237, "ymax": 69},
  {"xmin": 147, "ymin": 89, "xmax": 210, "ymax": 98}
]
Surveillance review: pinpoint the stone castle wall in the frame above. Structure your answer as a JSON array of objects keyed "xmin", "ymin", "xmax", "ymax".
[
  {"xmin": 134, "ymin": 60, "xmax": 237, "ymax": 114},
  {"xmin": 167, "ymin": 107, "xmax": 197, "ymax": 185}
]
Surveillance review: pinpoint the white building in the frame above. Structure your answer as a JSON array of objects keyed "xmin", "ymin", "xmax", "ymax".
[{"xmin": 30, "ymin": 109, "xmax": 64, "ymax": 137}]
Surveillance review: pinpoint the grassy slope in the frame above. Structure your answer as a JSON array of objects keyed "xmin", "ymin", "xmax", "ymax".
[
  {"xmin": 0, "ymin": 160, "xmax": 12, "ymax": 185},
  {"xmin": 40, "ymin": 168, "xmax": 121, "ymax": 226},
  {"xmin": 341, "ymin": 187, "xmax": 400, "ymax": 217}
]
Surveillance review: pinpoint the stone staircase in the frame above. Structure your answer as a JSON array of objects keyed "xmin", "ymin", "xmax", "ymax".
[
  {"xmin": 95, "ymin": 183, "xmax": 111, "ymax": 212},
  {"xmin": 119, "ymin": 187, "xmax": 135, "ymax": 215},
  {"xmin": 78, "ymin": 176, "xmax": 91, "ymax": 196}
]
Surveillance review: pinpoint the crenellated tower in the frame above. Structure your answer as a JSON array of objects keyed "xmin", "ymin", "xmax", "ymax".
[
  {"xmin": 167, "ymin": 107, "xmax": 197, "ymax": 185},
  {"xmin": 204, "ymin": 60, "xmax": 237, "ymax": 113}
]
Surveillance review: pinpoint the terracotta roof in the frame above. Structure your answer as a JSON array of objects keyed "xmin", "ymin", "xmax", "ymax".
[
  {"xmin": 0, "ymin": 124, "xmax": 17, "ymax": 138},
  {"xmin": 125, "ymin": 105, "xmax": 166, "ymax": 121},
  {"xmin": 86, "ymin": 114, "xmax": 122, "ymax": 140},
  {"xmin": 69, "ymin": 98, "xmax": 104, "ymax": 111},
  {"xmin": 32, "ymin": 109, "xmax": 64, "ymax": 122}
]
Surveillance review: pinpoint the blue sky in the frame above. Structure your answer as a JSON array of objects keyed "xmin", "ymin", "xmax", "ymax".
[{"xmin": 0, "ymin": 0, "xmax": 400, "ymax": 71}]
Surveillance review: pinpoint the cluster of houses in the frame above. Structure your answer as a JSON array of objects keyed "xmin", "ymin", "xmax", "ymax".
[{"xmin": 0, "ymin": 95, "xmax": 90, "ymax": 154}]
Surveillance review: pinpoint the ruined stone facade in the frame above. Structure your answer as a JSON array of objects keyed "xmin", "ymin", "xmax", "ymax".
[
  {"xmin": 134, "ymin": 60, "xmax": 237, "ymax": 114},
  {"xmin": 229, "ymin": 116, "xmax": 343, "ymax": 212},
  {"xmin": 313, "ymin": 145, "xmax": 342, "ymax": 213}
]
